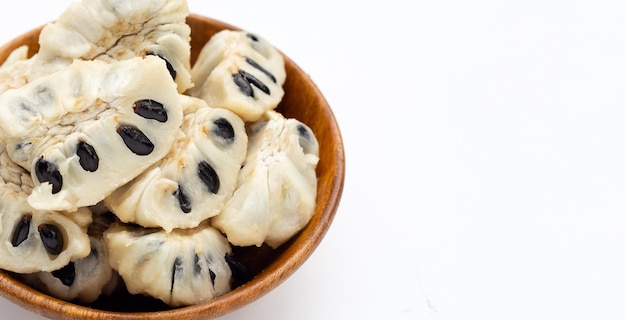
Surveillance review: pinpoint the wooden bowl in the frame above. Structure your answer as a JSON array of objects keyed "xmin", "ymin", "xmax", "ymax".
[{"xmin": 0, "ymin": 14, "xmax": 344, "ymax": 319}]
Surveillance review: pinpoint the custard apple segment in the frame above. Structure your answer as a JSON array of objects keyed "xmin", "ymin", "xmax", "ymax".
[
  {"xmin": 32, "ymin": 0, "xmax": 192, "ymax": 92},
  {"xmin": 104, "ymin": 222, "xmax": 233, "ymax": 307},
  {"xmin": 212, "ymin": 111, "xmax": 319, "ymax": 248},
  {"xmin": 20, "ymin": 236, "xmax": 116, "ymax": 304},
  {"xmin": 189, "ymin": 30, "xmax": 286, "ymax": 122},
  {"xmin": 0, "ymin": 56, "xmax": 183, "ymax": 212},
  {"xmin": 0, "ymin": 142, "xmax": 92, "ymax": 274},
  {"xmin": 105, "ymin": 97, "xmax": 247, "ymax": 232}
]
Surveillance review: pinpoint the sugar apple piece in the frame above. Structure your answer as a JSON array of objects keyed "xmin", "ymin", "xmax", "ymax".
[
  {"xmin": 31, "ymin": 0, "xmax": 192, "ymax": 92},
  {"xmin": 105, "ymin": 97, "xmax": 247, "ymax": 232},
  {"xmin": 20, "ymin": 236, "xmax": 117, "ymax": 303},
  {"xmin": 211, "ymin": 111, "xmax": 319, "ymax": 248},
  {"xmin": 0, "ymin": 56, "xmax": 184, "ymax": 212},
  {"xmin": 189, "ymin": 30, "xmax": 286, "ymax": 122},
  {"xmin": 19, "ymin": 211, "xmax": 119, "ymax": 303},
  {"xmin": 104, "ymin": 221, "xmax": 234, "ymax": 307},
  {"xmin": 0, "ymin": 142, "xmax": 92, "ymax": 274}
]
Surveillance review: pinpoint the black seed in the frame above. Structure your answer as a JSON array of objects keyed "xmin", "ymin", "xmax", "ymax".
[
  {"xmin": 198, "ymin": 161, "xmax": 220, "ymax": 194},
  {"xmin": 233, "ymin": 70, "xmax": 271, "ymax": 97},
  {"xmin": 241, "ymin": 70, "xmax": 270, "ymax": 95},
  {"xmin": 203, "ymin": 255, "xmax": 217, "ymax": 286},
  {"xmin": 117, "ymin": 125, "xmax": 154, "ymax": 156},
  {"xmin": 296, "ymin": 123, "xmax": 317, "ymax": 155},
  {"xmin": 51, "ymin": 262, "xmax": 76, "ymax": 287},
  {"xmin": 133, "ymin": 99, "xmax": 168, "ymax": 123},
  {"xmin": 14, "ymin": 141, "xmax": 31, "ymax": 152},
  {"xmin": 35, "ymin": 157, "xmax": 62, "ymax": 194},
  {"xmin": 246, "ymin": 33, "xmax": 259, "ymax": 42},
  {"xmin": 245, "ymin": 57, "xmax": 277, "ymax": 83},
  {"xmin": 11, "ymin": 214, "xmax": 32, "ymax": 247},
  {"xmin": 147, "ymin": 52, "xmax": 176, "ymax": 80},
  {"xmin": 173, "ymin": 184, "xmax": 192, "ymax": 213},
  {"xmin": 225, "ymin": 254, "xmax": 252, "ymax": 283},
  {"xmin": 76, "ymin": 141, "xmax": 99, "ymax": 172},
  {"xmin": 38, "ymin": 224, "xmax": 64, "ymax": 256},
  {"xmin": 171, "ymin": 257, "xmax": 183, "ymax": 292},
  {"xmin": 212, "ymin": 117, "xmax": 235, "ymax": 144},
  {"xmin": 297, "ymin": 124, "xmax": 311, "ymax": 140},
  {"xmin": 193, "ymin": 254, "xmax": 202, "ymax": 276},
  {"xmin": 209, "ymin": 268, "xmax": 216, "ymax": 286},
  {"xmin": 233, "ymin": 73, "xmax": 254, "ymax": 97},
  {"xmin": 205, "ymin": 255, "xmax": 217, "ymax": 286}
]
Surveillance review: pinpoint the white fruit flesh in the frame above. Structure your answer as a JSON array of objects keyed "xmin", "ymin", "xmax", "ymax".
[
  {"xmin": 0, "ymin": 143, "xmax": 91, "ymax": 273},
  {"xmin": 211, "ymin": 111, "xmax": 319, "ymax": 248},
  {"xmin": 32, "ymin": 0, "xmax": 192, "ymax": 92},
  {"xmin": 105, "ymin": 97, "xmax": 247, "ymax": 232},
  {"xmin": 104, "ymin": 222, "xmax": 232, "ymax": 307},
  {"xmin": 0, "ymin": 45, "xmax": 32, "ymax": 95},
  {"xmin": 189, "ymin": 30, "xmax": 286, "ymax": 122},
  {"xmin": 0, "ymin": 56, "xmax": 183, "ymax": 212},
  {"xmin": 20, "ymin": 237, "xmax": 116, "ymax": 303}
]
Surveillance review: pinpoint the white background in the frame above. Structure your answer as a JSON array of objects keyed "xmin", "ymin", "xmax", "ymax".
[{"xmin": 1, "ymin": 1, "xmax": 626, "ymax": 319}]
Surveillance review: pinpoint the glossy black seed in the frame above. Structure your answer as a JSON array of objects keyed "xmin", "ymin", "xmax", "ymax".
[
  {"xmin": 173, "ymin": 184, "xmax": 192, "ymax": 214},
  {"xmin": 11, "ymin": 214, "xmax": 32, "ymax": 247},
  {"xmin": 38, "ymin": 224, "xmax": 64, "ymax": 256},
  {"xmin": 133, "ymin": 99, "xmax": 168, "ymax": 123},
  {"xmin": 198, "ymin": 161, "xmax": 220, "ymax": 194},
  {"xmin": 212, "ymin": 117, "xmax": 235, "ymax": 144},
  {"xmin": 51, "ymin": 262, "xmax": 76, "ymax": 287},
  {"xmin": 225, "ymin": 254, "xmax": 252, "ymax": 283},
  {"xmin": 241, "ymin": 71, "xmax": 270, "ymax": 95},
  {"xmin": 233, "ymin": 70, "xmax": 271, "ymax": 97},
  {"xmin": 147, "ymin": 52, "xmax": 176, "ymax": 80},
  {"xmin": 117, "ymin": 125, "xmax": 154, "ymax": 156},
  {"xmin": 233, "ymin": 73, "xmax": 253, "ymax": 97},
  {"xmin": 35, "ymin": 157, "xmax": 62, "ymax": 194},
  {"xmin": 245, "ymin": 57, "xmax": 277, "ymax": 83},
  {"xmin": 76, "ymin": 141, "xmax": 99, "ymax": 172},
  {"xmin": 171, "ymin": 257, "xmax": 183, "ymax": 292}
]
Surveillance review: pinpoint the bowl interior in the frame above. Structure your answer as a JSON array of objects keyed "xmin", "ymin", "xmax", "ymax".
[{"xmin": 0, "ymin": 14, "xmax": 344, "ymax": 320}]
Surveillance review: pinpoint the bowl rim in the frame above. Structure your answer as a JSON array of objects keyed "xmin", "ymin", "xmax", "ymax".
[{"xmin": 0, "ymin": 13, "xmax": 345, "ymax": 320}]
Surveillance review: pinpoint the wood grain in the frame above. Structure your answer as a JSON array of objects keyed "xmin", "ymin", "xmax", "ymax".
[{"xmin": 0, "ymin": 14, "xmax": 344, "ymax": 320}]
